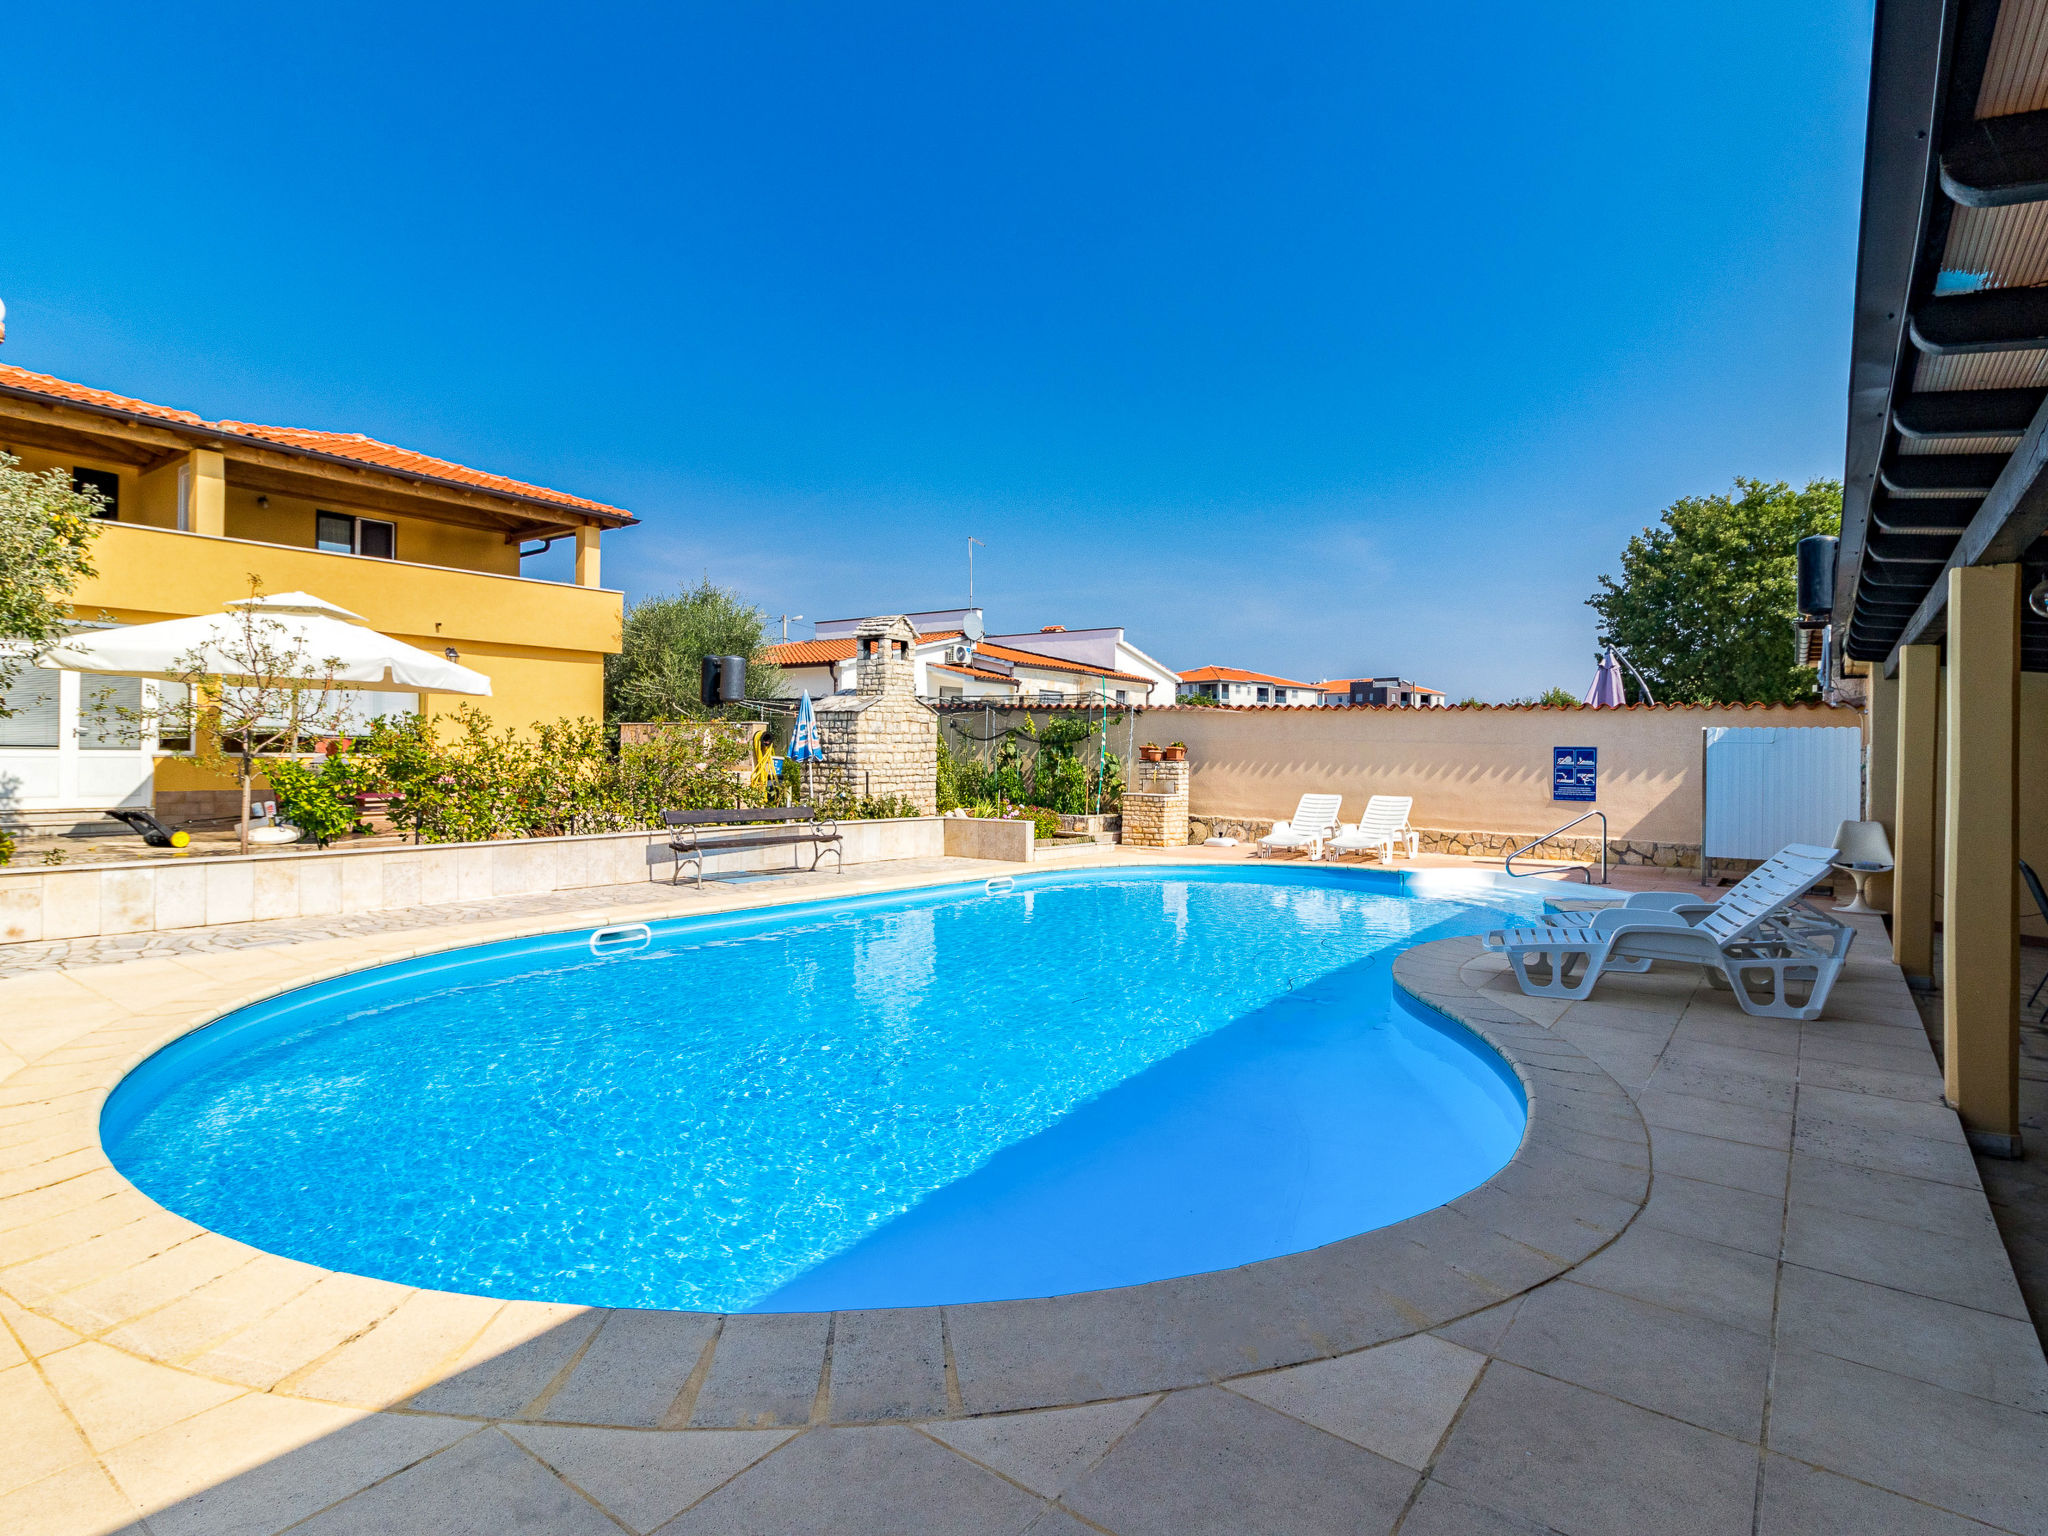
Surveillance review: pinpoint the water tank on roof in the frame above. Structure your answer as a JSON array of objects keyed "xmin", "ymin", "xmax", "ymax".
[{"xmin": 1796, "ymin": 536, "xmax": 1837, "ymax": 626}]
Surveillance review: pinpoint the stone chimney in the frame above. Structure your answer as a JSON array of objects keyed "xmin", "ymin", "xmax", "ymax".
[{"xmin": 855, "ymin": 615, "xmax": 918, "ymax": 698}]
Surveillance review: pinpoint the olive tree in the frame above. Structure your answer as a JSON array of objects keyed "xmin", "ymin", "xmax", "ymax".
[
  {"xmin": 1585, "ymin": 478, "xmax": 1841, "ymax": 705},
  {"xmin": 0, "ymin": 451, "xmax": 103, "ymax": 706},
  {"xmin": 605, "ymin": 580, "xmax": 784, "ymax": 721}
]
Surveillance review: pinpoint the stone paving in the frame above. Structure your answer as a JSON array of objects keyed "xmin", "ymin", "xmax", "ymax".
[
  {"xmin": 0, "ymin": 859, "xmax": 2042, "ymax": 1533},
  {"xmin": 1912, "ymin": 943, "xmax": 2048, "ymax": 1342}
]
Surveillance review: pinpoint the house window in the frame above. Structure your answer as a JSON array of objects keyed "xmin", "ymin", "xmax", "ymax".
[
  {"xmin": 0, "ymin": 666, "xmax": 60, "ymax": 746},
  {"xmin": 78, "ymin": 676, "xmax": 143, "ymax": 750},
  {"xmin": 1257, "ymin": 686, "xmax": 1269, "ymax": 703},
  {"xmin": 316, "ymin": 512, "xmax": 396, "ymax": 558},
  {"xmin": 72, "ymin": 468, "xmax": 120, "ymax": 520},
  {"xmin": 1115, "ymin": 690, "xmax": 1128, "ymax": 705},
  {"xmin": 1038, "ymin": 690, "xmax": 1060, "ymax": 704}
]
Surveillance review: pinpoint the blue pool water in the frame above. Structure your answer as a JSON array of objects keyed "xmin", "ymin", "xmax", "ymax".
[{"xmin": 104, "ymin": 867, "xmax": 1538, "ymax": 1312}]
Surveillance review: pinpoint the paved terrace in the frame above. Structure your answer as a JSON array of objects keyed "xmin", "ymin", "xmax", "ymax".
[{"xmin": 0, "ymin": 849, "xmax": 2042, "ymax": 1535}]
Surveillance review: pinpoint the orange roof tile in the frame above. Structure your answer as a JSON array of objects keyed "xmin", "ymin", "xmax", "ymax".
[
  {"xmin": 1178, "ymin": 665, "xmax": 1315, "ymax": 688},
  {"xmin": 763, "ymin": 638, "xmax": 856, "ymax": 665},
  {"xmin": 930, "ymin": 663, "xmax": 1016, "ymax": 682},
  {"xmin": 973, "ymin": 640, "xmax": 1153, "ymax": 685},
  {"xmin": 0, "ymin": 364, "xmax": 632, "ymax": 523}
]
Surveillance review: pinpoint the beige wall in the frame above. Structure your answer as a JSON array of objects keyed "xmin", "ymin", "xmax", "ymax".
[{"xmin": 1142, "ymin": 703, "xmax": 1855, "ymax": 844}]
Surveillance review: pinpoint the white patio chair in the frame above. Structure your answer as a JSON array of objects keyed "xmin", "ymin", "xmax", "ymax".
[
  {"xmin": 1329, "ymin": 795, "xmax": 1419, "ymax": 863},
  {"xmin": 1486, "ymin": 843, "xmax": 1850, "ymax": 1020},
  {"xmin": 1256, "ymin": 794, "xmax": 1344, "ymax": 861},
  {"xmin": 1828, "ymin": 820, "xmax": 1893, "ymax": 914}
]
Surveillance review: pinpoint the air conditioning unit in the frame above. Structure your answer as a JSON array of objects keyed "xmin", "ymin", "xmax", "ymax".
[{"xmin": 947, "ymin": 643, "xmax": 973, "ymax": 665}]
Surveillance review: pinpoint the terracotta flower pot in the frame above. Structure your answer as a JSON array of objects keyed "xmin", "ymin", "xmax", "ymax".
[
  {"xmin": 1162, "ymin": 746, "xmax": 1186, "ymax": 762},
  {"xmin": 1139, "ymin": 745, "xmax": 1163, "ymax": 762}
]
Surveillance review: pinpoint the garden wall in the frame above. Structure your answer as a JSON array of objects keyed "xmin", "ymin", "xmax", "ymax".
[
  {"xmin": 0, "ymin": 817, "xmax": 948, "ymax": 946},
  {"xmin": 943, "ymin": 700, "xmax": 1858, "ymax": 866}
]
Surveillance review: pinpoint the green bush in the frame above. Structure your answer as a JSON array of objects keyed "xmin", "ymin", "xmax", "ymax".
[
  {"xmin": 0, "ymin": 828, "xmax": 13, "ymax": 867},
  {"xmin": 1016, "ymin": 806, "xmax": 1063, "ymax": 838},
  {"xmin": 265, "ymin": 758, "xmax": 359, "ymax": 847}
]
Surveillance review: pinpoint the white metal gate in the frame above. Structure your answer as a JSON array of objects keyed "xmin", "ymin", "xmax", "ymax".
[{"xmin": 1702, "ymin": 726, "xmax": 1862, "ymax": 861}]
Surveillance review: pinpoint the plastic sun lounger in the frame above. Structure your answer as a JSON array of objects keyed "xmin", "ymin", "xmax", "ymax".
[
  {"xmin": 1256, "ymin": 793, "xmax": 1344, "ymax": 861},
  {"xmin": 1484, "ymin": 843, "xmax": 1851, "ymax": 1021},
  {"xmin": 1328, "ymin": 795, "xmax": 1419, "ymax": 863},
  {"xmin": 1538, "ymin": 843, "xmax": 1842, "ymax": 929}
]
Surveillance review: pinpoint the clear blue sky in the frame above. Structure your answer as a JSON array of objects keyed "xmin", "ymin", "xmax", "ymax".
[{"xmin": 1, "ymin": 2, "xmax": 1871, "ymax": 698}]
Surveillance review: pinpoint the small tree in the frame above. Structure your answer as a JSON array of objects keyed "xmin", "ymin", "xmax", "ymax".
[
  {"xmin": 0, "ymin": 452, "xmax": 103, "ymax": 706},
  {"xmin": 128, "ymin": 581, "xmax": 354, "ymax": 853},
  {"xmin": 1586, "ymin": 478, "xmax": 1841, "ymax": 705},
  {"xmin": 605, "ymin": 580, "xmax": 785, "ymax": 722}
]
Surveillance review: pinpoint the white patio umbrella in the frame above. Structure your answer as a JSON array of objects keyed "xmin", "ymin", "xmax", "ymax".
[
  {"xmin": 41, "ymin": 592, "xmax": 492, "ymax": 694},
  {"xmin": 42, "ymin": 592, "xmax": 492, "ymax": 852}
]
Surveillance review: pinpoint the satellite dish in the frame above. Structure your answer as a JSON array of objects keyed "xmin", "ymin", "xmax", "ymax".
[{"xmin": 0, "ymin": 296, "xmax": 8, "ymax": 344}]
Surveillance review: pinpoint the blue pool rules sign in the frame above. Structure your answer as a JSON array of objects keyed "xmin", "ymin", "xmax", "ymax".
[{"xmin": 1553, "ymin": 746, "xmax": 1598, "ymax": 802}]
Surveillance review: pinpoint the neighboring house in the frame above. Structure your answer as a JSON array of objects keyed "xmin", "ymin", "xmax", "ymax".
[
  {"xmin": 0, "ymin": 364, "xmax": 634, "ymax": 817},
  {"xmin": 764, "ymin": 608, "xmax": 1156, "ymax": 705},
  {"xmin": 1176, "ymin": 666, "xmax": 1320, "ymax": 706},
  {"xmin": 1316, "ymin": 676, "xmax": 1449, "ymax": 708},
  {"xmin": 982, "ymin": 625, "xmax": 1178, "ymax": 705}
]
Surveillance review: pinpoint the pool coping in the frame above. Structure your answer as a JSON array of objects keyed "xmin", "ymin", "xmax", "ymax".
[{"xmin": 0, "ymin": 855, "xmax": 1646, "ymax": 1428}]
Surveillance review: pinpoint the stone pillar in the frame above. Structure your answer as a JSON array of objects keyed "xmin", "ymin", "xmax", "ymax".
[
  {"xmin": 1941, "ymin": 563, "xmax": 2022, "ymax": 1156},
  {"xmin": 812, "ymin": 615, "xmax": 938, "ymax": 814},
  {"xmin": 1892, "ymin": 643, "xmax": 1940, "ymax": 982},
  {"xmin": 574, "ymin": 524, "xmax": 602, "ymax": 588},
  {"xmin": 1121, "ymin": 759, "xmax": 1189, "ymax": 848}
]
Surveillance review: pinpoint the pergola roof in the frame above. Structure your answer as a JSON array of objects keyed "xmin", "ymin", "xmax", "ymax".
[{"xmin": 1840, "ymin": 0, "xmax": 2048, "ymax": 673}]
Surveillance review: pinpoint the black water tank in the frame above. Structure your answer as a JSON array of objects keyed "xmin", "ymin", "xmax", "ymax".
[
  {"xmin": 720, "ymin": 654, "xmax": 748, "ymax": 703},
  {"xmin": 1796, "ymin": 535, "xmax": 1838, "ymax": 622}
]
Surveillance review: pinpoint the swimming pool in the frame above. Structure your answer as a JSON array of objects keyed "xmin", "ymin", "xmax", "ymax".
[{"xmin": 104, "ymin": 866, "xmax": 1540, "ymax": 1312}]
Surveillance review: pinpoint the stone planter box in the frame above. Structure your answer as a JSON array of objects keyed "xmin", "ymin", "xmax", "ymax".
[
  {"xmin": 0, "ymin": 817, "xmax": 948, "ymax": 946},
  {"xmin": 940, "ymin": 817, "xmax": 1034, "ymax": 863}
]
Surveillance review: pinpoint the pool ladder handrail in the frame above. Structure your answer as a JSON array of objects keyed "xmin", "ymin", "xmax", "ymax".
[
  {"xmin": 1503, "ymin": 811, "xmax": 1610, "ymax": 885},
  {"xmin": 589, "ymin": 922, "xmax": 654, "ymax": 955}
]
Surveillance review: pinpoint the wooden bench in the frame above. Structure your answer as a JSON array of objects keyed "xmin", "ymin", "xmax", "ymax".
[{"xmin": 662, "ymin": 806, "xmax": 843, "ymax": 888}]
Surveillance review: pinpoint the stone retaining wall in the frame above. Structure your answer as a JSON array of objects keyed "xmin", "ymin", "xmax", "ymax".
[
  {"xmin": 0, "ymin": 817, "xmax": 948, "ymax": 946},
  {"xmin": 1181, "ymin": 815, "xmax": 1709, "ymax": 871}
]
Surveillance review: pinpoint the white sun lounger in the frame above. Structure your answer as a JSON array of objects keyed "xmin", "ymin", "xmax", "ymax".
[
  {"xmin": 1256, "ymin": 794, "xmax": 1344, "ymax": 861},
  {"xmin": 1540, "ymin": 843, "xmax": 1842, "ymax": 928},
  {"xmin": 1483, "ymin": 843, "xmax": 1851, "ymax": 1020},
  {"xmin": 1329, "ymin": 795, "xmax": 1419, "ymax": 863}
]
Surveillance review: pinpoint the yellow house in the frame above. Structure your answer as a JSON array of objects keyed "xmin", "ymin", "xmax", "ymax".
[{"xmin": 0, "ymin": 363, "xmax": 634, "ymax": 820}]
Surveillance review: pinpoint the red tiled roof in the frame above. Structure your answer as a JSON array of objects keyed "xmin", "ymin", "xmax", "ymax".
[
  {"xmin": 0, "ymin": 364, "xmax": 633, "ymax": 523},
  {"xmin": 974, "ymin": 640, "xmax": 1153, "ymax": 684},
  {"xmin": 1316, "ymin": 678, "xmax": 1447, "ymax": 695},
  {"xmin": 931, "ymin": 663, "xmax": 1016, "ymax": 682},
  {"xmin": 1179, "ymin": 665, "xmax": 1315, "ymax": 688},
  {"xmin": 763, "ymin": 638, "xmax": 855, "ymax": 665}
]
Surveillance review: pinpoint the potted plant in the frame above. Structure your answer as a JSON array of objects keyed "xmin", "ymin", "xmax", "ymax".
[
  {"xmin": 1138, "ymin": 742, "xmax": 1163, "ymax": 762},
  {"xmin": 1162, "ymin": 741, "xmax": 1187, "ymax": 762}
]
